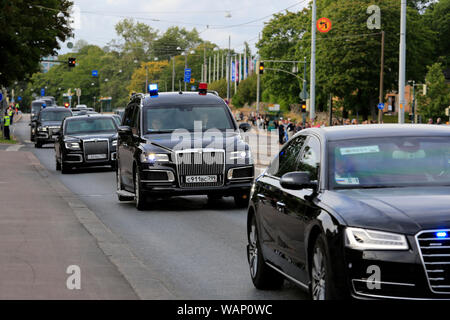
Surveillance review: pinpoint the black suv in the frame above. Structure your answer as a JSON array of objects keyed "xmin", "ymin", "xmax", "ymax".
[
  {"xmin": 55, "ymin": 114, "xmax": 118, "ymax": 173},
  {"xmin": 30, "ymin": 100, "xmax": 46, "ymax": 141},
  {"xmin": 34, "ymin": 107, "xmax": 72, "ymax": 148},
  {"xmin": 116, "ymin": 91, "xmax": 254, "ymax": 210}
]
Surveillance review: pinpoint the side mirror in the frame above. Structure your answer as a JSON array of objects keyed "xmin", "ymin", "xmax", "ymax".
[
  {"xmin": 239, "ymin": 123, "xmax": 251, "ymax": 132},
  {"xmin": 118, "ymin": 125, "xmax": 132, "ymax": 135},
  {"xmin": 280, "ymin": 171, "xmax": 318, "ymax": 190}
]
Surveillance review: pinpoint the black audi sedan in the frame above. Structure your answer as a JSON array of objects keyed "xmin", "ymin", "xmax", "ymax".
[
  {"xmin": 33, "ymin": 107, "xmax": 73, "ymax": 148},
  {"xmin": 116, "ymin": 90, "xmax": 254, "ymax": 210},
  {"xmin": 55, "ymin": 114, "xmax": 118, "ymax": 173},
  {"xmin": 247, "ymin": 124, "xmax": 450, "ymax": 300}
]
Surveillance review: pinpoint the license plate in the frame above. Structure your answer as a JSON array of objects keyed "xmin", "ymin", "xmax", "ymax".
[
  {"xmin": 52, "ymin": 135, "xmax": 58, "ymax": 139},
  {"xmin": 185, "ymin": 175, "xmax": 217, "ymax": 183},
  {"xmin": 87, "ymin": 154, "xmax": 107, "ymax": 160}
]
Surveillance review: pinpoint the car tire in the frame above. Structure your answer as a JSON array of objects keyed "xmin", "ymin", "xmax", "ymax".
[
  {"xmin": 61, "ymin": 158, "xmax": 71, "ymax": 174},
  {"xmin": 56, "ymin": 158, "xmax": 61, "ymax": 171},
  {"xmin": 310, "ymin": 234, "xmax": 337, "ymax": 300},
  {"xmin": 134, "ymin": 169, "xmax": 147, "ymax": 210},
  {"xmin": 35, "ymin": 142, "xmax": 42, "ymax": 148},
  {"xmin": 234, "ymin": 193, "xmax": 250, "ymax": 208},
  {"xmin": 117, "ymin": 167, "xmax": 133, "ymax": 202},
  {"xmin": 247, "ymin": 214, "xmax": 284, "ymax": 290}
]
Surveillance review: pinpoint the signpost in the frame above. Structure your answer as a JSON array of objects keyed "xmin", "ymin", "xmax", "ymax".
[
  {"xmin": 317, "ymin": 17, "xmax": 332, "ymax": 33},
  {"xmin": 41, "ymin": 88, "xmax": 45, "ymax": 97},
  {"xmin": 0, "ymin": 93, "xmax": 2, "ymax": 101},
  {"xmin": 377, "ymin": 103, "xmax": 384, "ymax": 110},
  {"xmin": 92, "ymin": 70, "xmax": 98, "ymax": 77},
  {"xmin": 184, "ymin": 68, "xmax": 191, "ymax": 83}
]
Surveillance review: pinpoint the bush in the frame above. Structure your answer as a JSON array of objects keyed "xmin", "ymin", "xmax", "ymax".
[
  {"xmin": 231, "ymin": 74, "xmax": 258, "ymax": 108},
  {"xmin": 208, "ymin": 78, "xmax": 227, "ymax": 99}
]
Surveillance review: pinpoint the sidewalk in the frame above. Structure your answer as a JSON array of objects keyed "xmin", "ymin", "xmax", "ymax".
[{"xmin": 0, "ymin": 150, "xmax": 138, "ymax": 299}]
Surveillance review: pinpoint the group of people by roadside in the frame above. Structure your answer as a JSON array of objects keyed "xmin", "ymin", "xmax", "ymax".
[{"xmin": 1, "ymin": 104, "xmax": 19, "ymax": 140}]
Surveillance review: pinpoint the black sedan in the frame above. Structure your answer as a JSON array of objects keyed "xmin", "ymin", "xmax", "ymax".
[
  {"xmin": 33, "ymin": 107, "xmax": 73, "ymax": 148},
  {"xmin": 247, "ymin": 124, "xmax": 450, "ymax": 300},
  {"xmin": 55, "ymin": 114, "xmax": 118, "ymax": 173}
]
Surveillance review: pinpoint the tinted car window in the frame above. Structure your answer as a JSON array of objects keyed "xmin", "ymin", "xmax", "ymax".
[
  {"xmin": 40, "ymin": 110, "xmax": 72, "ymax": 122},
  {"xmin": 143, "ymin": 104, "xmax": 235, "ymax": 133},
  {"xmin": 122, "ymin": 106, "xmax": 135, "ymax": 127},
  {"xmin": 298, "ymin": 136, "xmax": 321, "ymax": 181},
  {"xmin": 65, "ymin": 118, "xmax": 117, "ymax": 135},
  {"xmin": 267, "ymin": 135, "xmax": 307, "ymax": 177}
]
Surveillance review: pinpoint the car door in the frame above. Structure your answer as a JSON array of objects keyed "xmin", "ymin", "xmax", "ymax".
[
  {"xmin": 118, "ymin": 104, "xmax": 136, "ymax": 188},
  {"xmin": 129, "ymin": 104, "xmax": 141, "ymax": 170},
  {"xmin": 256, "ymin": 135, "xmax": 307, "ymax": 271},
  {"xmin": 277, "ymin": 135, "xmax": 322, "ymax": 283}
]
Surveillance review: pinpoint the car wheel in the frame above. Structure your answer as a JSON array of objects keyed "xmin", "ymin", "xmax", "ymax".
[
  {"xmin": 61, "ymin": 158, "xmax": 71, "ymax": 174},
  {"xmin": 310, "ymin": 234, "xmax": 336, "ymax": 300},
  {"xmin": 134, "ymin": 170, "xmax": 147, "ymax": 210},
  {"xmin": 56, "ymin": 157, "xmax": 61, "ymax": 171},
  {"xmin": 117, "ymin": 167, "xmax": 133, "ymax": 202},
  {"xmin": 247, "ymin": 214, "xmax": 284, "ymax": 290},
  {"xmin": 234, "ymin": 193, "xmax": 250, "ymax": 208},
  {"xmin": 35, "ymin": 142, "xmax": 42, "ymax": 148}
]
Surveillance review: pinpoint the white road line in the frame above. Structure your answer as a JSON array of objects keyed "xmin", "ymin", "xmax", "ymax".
[{"xmin": 6, "ymin": 144, "xmax": 24, "ymax": 152}]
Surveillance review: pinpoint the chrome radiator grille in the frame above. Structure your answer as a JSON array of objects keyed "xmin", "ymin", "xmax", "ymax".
[
  {"xmin": 175, "ymin": 149, "xmax": 225, "ymax": 188},
  {"xmin": 416, "ymin": 229, "xmax": 450, "ymax": 294},
  {"xmin": 83, "ymin": 139, "xmax": 109, "ymax": 162}
]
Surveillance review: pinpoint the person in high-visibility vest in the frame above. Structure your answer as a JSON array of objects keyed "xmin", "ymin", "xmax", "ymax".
[
  {"xmin": 3, "ymin": 111, "xmax": 11, "ymax": 140},
  {"xmin": 7, "ymin": 107, "xmax": 13, "ymax": 125}
]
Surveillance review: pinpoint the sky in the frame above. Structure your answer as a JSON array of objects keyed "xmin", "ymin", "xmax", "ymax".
[{"xmin": 57, "ymin": 0, "xmax": 309, "ymax": 55}]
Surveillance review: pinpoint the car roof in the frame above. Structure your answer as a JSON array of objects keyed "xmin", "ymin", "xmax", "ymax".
[
  {"xmin": 141, "ymin": 92, "xmax": 226, "ymax": 107},
  {"xmin": 301, "ymin": 124, "xmax": 450, "ymax": 141},
  {"xmin": 65, "ymin": 114, "xmax": 113, "ymax": 120},
  {"xmin": 40, "ymin": 107, "xmax": 72, "ymax": 112}
]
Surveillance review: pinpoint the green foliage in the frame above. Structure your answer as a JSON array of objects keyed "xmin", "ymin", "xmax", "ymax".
[
  {"xmin": 209, "ymin": 78, "xmax": 227, "ymax": 99},
  {"xmin": 424, "ymin": 0, "xmax": 450, "ymax": 68},
  {"xmin": 417, "ymin": 63, "xmax": 450, "ymax": 120},
  {"xmin": 232, "ymin": 74, "xmax": 258, "ymax": 108},
  {"xmin": 0, "ymin": 0, "xmax": 73, "ymax": 86}
]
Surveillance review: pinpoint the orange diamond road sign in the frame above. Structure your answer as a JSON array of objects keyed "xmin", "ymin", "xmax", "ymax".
[
  {"xmin": 190, "ymin": 78, "xmax": 195, "ymax": 84},
  {"xmin": 317, "ymin": 17, "xmax": 332, "ymax": 33}
]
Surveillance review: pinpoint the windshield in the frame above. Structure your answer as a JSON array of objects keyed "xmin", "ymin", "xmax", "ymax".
[
  {"xmin": 329, "ymin": 137, "xmax": 450, "ymax": 189},
  {"xmin": 40, "ymin": 110, "xmax": 72, "ymax": 122},
  {"xmin": 143, "ymin": 104, "xmax": 235, "ymax": 133},
  {"xmin": 31, "ymin": 103, "xmax": 42, "ymax": 114},
  {"xmin": 65, "ymin": 118, "xmax": 117, "ymax": 135}
]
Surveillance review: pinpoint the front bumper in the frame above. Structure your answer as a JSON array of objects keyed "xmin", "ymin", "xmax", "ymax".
[
  {"xmin": 345, "ymin": 234, "xmax": 450, "ymax": 300},
  {"xmin": 36, "ymin": 130, "xmax": 59, "ymax": 143},
  {"xmin": 63, "ymin": 149, "xmax": 117, "ymax": 167}
]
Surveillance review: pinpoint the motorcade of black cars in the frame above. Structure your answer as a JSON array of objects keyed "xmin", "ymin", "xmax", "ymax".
[
  {"xmin": 33, "ymin": 107, "xmax": 72, "ymax": 148},
  {"xmin": 55, "ymin": 114, "xmax": 118, "ymax": 173},
  {"xmin": 30, "ymin": 99, "xmax": 46, "ymax": 141},
  {"xmin": 116, "ymin": 87, "xmax": 254, "ymax": 210},
  {"xmin": 247, "ymin": 124, "xmax": 450, "ymax": 300}
]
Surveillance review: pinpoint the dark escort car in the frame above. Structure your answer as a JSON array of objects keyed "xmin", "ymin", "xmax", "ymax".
[
  {"xmin": 34, "ymin": 107, "xmax": 72, "ymax": 148},
  {"xmin": 247, "ymin": 124, "xmax": 450, "ymax": 300},
  {"xmin": 30, "ymin": 99, "xmax": 47, "ymax": 142},
  {"xmin": 116, "ymin": 87, "xmax": 254, "ymax": 210},
  {"xmin": 55, "ymin": 114, "xmax": 118, "ymax": 173}
]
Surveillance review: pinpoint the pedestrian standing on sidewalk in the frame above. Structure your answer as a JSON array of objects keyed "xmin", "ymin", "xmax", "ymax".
[
  {"xmin": 278, "ymin": 118, "xmax": 285, "ymax": 145},
  {"xmin": 3, "ymin": 110, "xmax": 11, "ymax": 140},
  {"xmin": 7, "ymin": 106, "xmax": 14, "ymax": 125}
]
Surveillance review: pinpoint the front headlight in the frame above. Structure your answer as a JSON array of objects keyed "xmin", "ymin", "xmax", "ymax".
[
  {"xmin": 140, "ymin": 153, "xmax": 169, "ymax": 163},
  {"xmin": 345, "ymin": 227, "xmax": 408, "ymax": 250},
  {"xmin": 112, "ymin": 140, "xmax": 117, "ymax": 147},
  {"xmin": 65, "ymin": 142, "xmax": 80, "ymax": 150},
  {"xmin": 38, "ymin": 126, "xmax": 47, "ymax": 132},
  {"xmin": 229, "ymin": 150, "xmax": 252, "ymax": 160}
]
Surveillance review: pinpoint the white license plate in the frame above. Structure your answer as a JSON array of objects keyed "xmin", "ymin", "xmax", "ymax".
[
  {"xmin": 87, "ymin": 154, "xmax": 107, "ymax": 160},
  {"xmin": 185, "ymin": 175, "xmax": 217, "ymax": 183},
  {"xmin": 52, "ymin": 135, "xmax": 58, "ymax": 139}
]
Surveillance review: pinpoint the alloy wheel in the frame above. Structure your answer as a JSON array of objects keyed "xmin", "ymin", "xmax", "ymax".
[
  {"xmin": 248, "ymin": 220, "xmax": 258, "ymax": 279},
  {"xmin": 311, "ymin": 246, "xmax": 326, "ymax": 300}
]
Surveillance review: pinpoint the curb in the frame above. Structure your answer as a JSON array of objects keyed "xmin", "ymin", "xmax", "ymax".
[{"xmin": 25, "ymin": 151, "xmax": 177, "ymax": 300}]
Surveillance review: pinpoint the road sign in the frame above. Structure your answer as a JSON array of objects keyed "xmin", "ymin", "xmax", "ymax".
[
  {"xmin": 184, "ymin": 68, "xmax": 192, "ymax": 83},
  {"xmin": 190, "ymin": 78, "xmax": 195, "ymax": 84},
  {"xmin": 17, "ymin": 96, "xmax": 22, "ymax": 101},
  {"xmin": 0, "ymin": 93, "xmax": 2, "ymax": 101},
  {"xmin": 92, "ymin": 70, "xmax": 98, "ymax": 77},
  {"xmin": 317, "ymin": 17, "xmax": 332, "ymax": 33},
  {"xmin": 76, "ymin": 88, "xmax": 81, "ymax": 97},
  {"xmin": 41, "ymin": 88, "xmax": 45, "ymax": 96},
  {"xmin": 377, "ymin": 103, "xmax": 384, "ymax": 110},
  {"xmin": 191, "ymin": 85, "xmax": 196, "ymax": 91}
]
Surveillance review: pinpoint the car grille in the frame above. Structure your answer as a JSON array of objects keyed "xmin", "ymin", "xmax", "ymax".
[
  {"xmin": 175, "ymin": 149, "xmax": 225, "ymax": 188},
  {"xmin": 416, "ymin": 229, "xmax": 450, "ymax": 294},
  {"xmin": 83, "ymin": 139, "xmax": 109, "ymax": 162}
]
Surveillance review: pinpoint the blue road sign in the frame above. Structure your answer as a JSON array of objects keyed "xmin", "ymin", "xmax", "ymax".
[
  {"xmin": 378, "ymin": 103, "xmax": 384, "ymax": 110},
  {"xmin": 191, "ymin": 85, "xmax": 196, "ymax": 91},
  {"xmin": 41, "ymin": 88, "xmax": 45, "ymax": 96},
  {"xmin": 0, "ymin": 93, "xmax": 3, "ymax": 101},
  {"xmin": 184, "ymin": 68, "xmax": 191, "ymax": 83},
  {"xmin": 231, "ymin": 62, "xmax": 236, "ymax": 82},
  {"xmin": 92, "ymin": 70, "xmax": 98, "ymax": 77},
  {"xmin": 17, "ymin": 96, "xmax": 22, "ymax": 101}
]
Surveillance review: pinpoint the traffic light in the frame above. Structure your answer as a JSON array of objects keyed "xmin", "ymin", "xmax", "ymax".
[
  {"xmin": 300, "ymin": 100, "xmax": 307, "ymax": 113},
  {"xmin": 68, "ymin": 57, "xmax": 76, "ymax": 67},
  {"xmin": 259, "ymin": 61, "xmax": 264, "ymax": 74}
]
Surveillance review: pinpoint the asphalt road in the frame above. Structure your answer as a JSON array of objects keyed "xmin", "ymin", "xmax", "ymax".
[{"xmin": 13, "ymin": 116, "xmax": 307, "ymax": 300}]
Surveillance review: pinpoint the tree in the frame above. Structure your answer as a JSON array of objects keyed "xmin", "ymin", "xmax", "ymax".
[
  {"xmin": 128, "ymin": 61, "xmax": 169, "ymax": 93},
  {"xmin": 209, "ymin": 78, "xmax": 227, "ymax": 99},
  {"xmin": 424, "ymin": 0, "xmax": 450, "ymax": 68},
  {"xmin": 417, "ymin": 63, "xmax": 450, "ymax": 120},
  {"xmin": 232, "ymin": 74, "xmax": 259, "ymax": 108},
  {"xmin": 152, "ymin": 26, "xmax": 203, "ymax": 61}
]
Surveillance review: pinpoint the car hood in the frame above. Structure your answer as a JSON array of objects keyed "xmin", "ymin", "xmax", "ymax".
[
  {"xmin": 142, "ymin": 132, "xmax": 249, "ymax": 152},
  {"xmin": 40, "ymin": 121, "xmax": 62, "ymax": 127},
  {"xmin": 320, "ymin": 187, "xmax": 450, "ymax": 235},
  {"xmin": 65, "ymin": 132, "xmax": 117, "ymax": 141}
]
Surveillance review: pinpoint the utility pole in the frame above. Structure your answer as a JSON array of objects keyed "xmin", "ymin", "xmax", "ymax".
[
  {"xmin": 378, "ymin": 30, "xmax": 385, "ymax": 124},
  {"xmin": 172, "ymin": 57, "xmax": 175, "ymax": 92},
  {"xmin": 227, "ymin": 36, "xmax": 231, "ymax": 102},
  {"xmin": 398, "ymin": 0, "xmax": 407, "ymax": 124},
  {"xmin": 204, "ymin": 46, "xmax": 207, "ymax": 84},
  {"xmin": 184, "ymin": 53, "xmax": 187, "ymax": 91},
  {"xmin": 256, "ymin": 60, "xmax": 260, "ymax": 115},
  {"xmin": 412, "ymin": 81, "xmax": 416, "ymax": 123},
  {"xmin": 244, "ymin": 47, "xmax": 247, "ymax": 80},
  {"xmin": 329, "ymin": 93, "xmax": 333, "ymax": 126},
  {"xmin": 209, "ymin": 56, "xmax": 212, "ymax": 83},
  {"xmin": 145, "ymin": 64, "xmax": 148, "ymax": 93},
  {"xmin": 234, "ymin": 55, "xmax": 237, "ymax": 94},
  {"xmin": 221, "ymin": 53, "xmax": 224, "ymax": 80},
  {"xmin": 217, "ymin": 53, "xmax": 220, "ymax": 81},
  {"xmin": 310, "ymin": 0, "xmax": 317, "ymax": 122}
]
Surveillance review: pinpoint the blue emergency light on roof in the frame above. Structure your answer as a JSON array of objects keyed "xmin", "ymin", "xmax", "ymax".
[
  {"xmin": 436, "ymin": 231, "xmax": 448, "ymax": 238},
  {"xmin": 148, "ymin": 83, "xmax": 159, "ymax": 97},
  {"xmin": 42, "ymin": 103, "xmax": 46, "ymax": 108}
]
